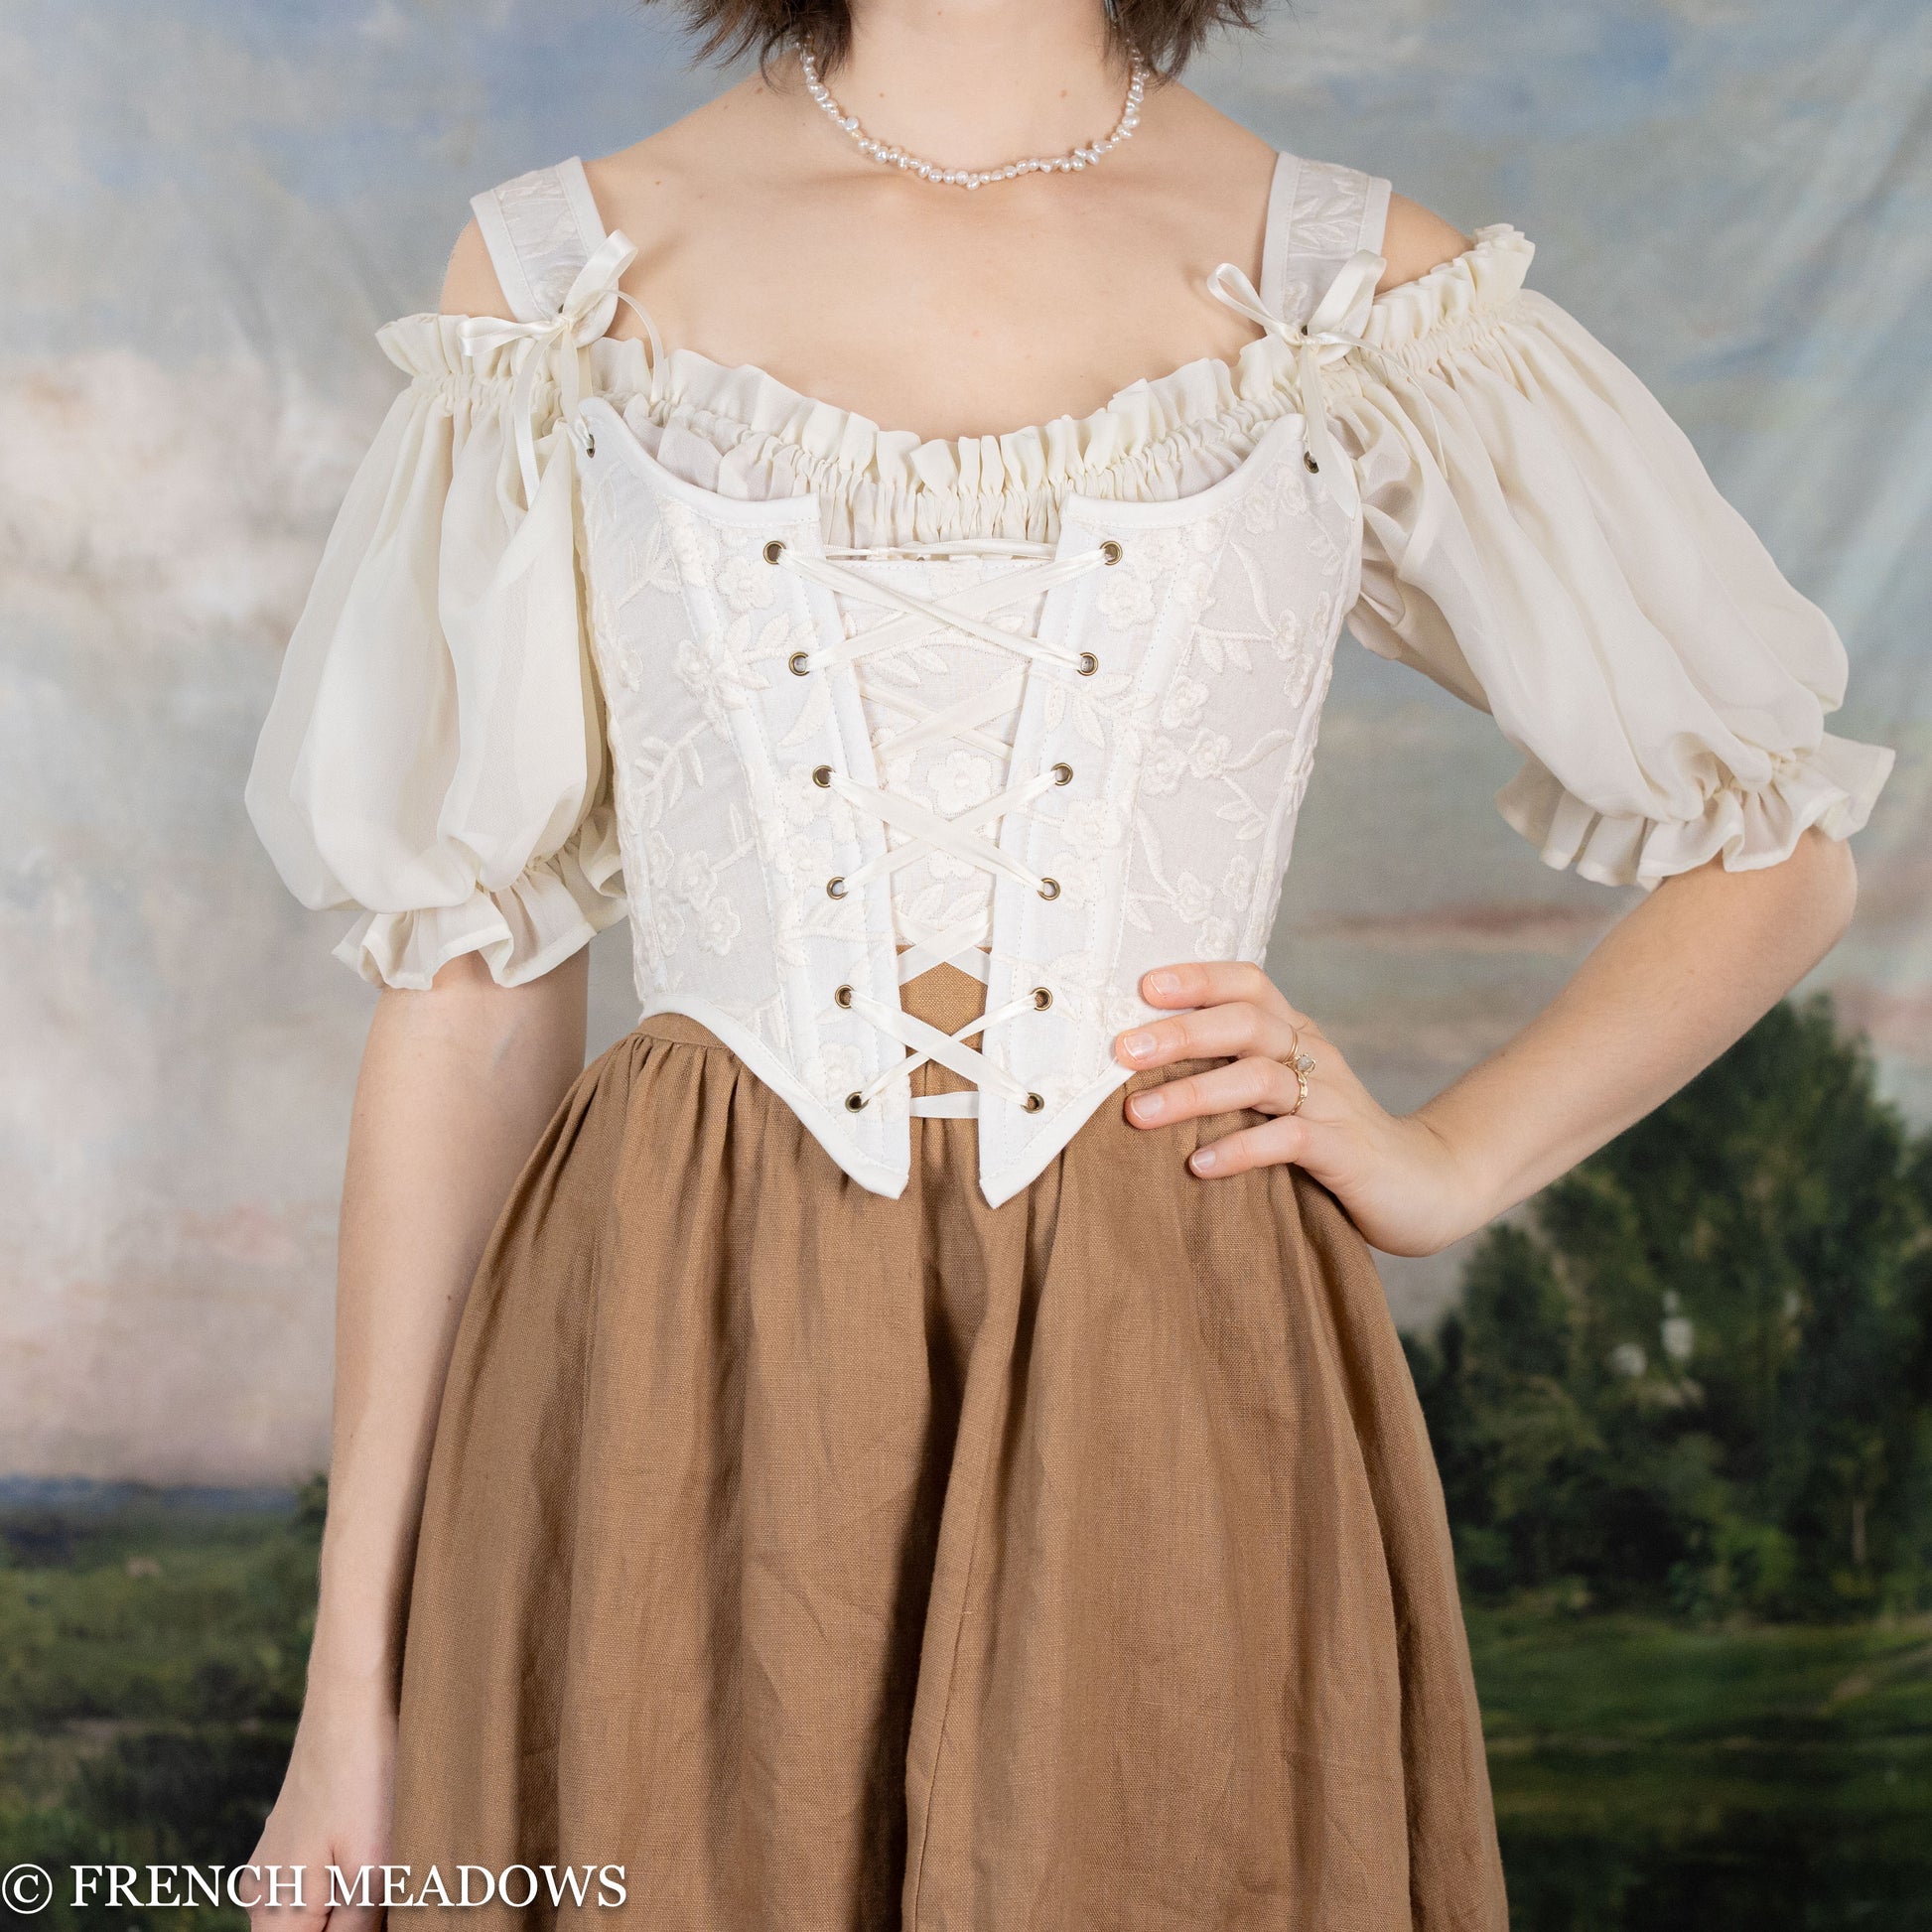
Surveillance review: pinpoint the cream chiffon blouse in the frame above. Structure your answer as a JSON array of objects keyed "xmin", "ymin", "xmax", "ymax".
[{"xmin": 247, "ymin": 167, "xmax": 1893, "ymax": 994}]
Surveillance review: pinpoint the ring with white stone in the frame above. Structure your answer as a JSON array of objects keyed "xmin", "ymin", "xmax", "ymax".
[{"xmin": 1284, "ymin": 1026, "xmax": 1317, "ymax": 1116}]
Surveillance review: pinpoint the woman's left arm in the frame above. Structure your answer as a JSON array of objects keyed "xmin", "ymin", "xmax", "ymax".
[{"xmin": 1115, "ymin": 827, "xmax": 1859, "ymax": 1257}]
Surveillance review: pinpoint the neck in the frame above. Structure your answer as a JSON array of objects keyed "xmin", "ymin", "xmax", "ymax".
[{"xmin": 802, "ymin": 1, "xmax": 1132, "ymax": 175}]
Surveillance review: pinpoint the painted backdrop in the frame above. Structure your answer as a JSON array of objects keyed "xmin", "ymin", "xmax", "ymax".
[{"xmin": 3, "ymin": 0, "xmax": 1928, "ymax": 1483}]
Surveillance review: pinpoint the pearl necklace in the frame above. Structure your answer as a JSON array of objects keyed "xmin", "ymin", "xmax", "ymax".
[{"xmin": 797, "ymin": 42, "xmax": 1147, "ymax": 191}]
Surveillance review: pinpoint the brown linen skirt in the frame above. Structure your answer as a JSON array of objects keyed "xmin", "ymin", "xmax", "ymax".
[{"xmin": 390, "ymin": 962, "xmax": 1506, "ymax": 1930}]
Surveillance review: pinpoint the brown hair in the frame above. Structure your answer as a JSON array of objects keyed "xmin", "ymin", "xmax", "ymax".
[{"xmin": 650, "ymin": 0, "xmax": 1271, "ymax": 79}]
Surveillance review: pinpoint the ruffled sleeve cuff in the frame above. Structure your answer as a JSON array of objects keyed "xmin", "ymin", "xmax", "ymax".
[
  {"xmin": 1495, "ymin": 734, "xmax": 1893, "ymax": 890},
  {"xmin": 332, "ymin": 800, "xmax": 626, "ymax": 991},
  {"xmin": 1335, "ymin": 228, "xmax": 1895, "ymax": 889}
]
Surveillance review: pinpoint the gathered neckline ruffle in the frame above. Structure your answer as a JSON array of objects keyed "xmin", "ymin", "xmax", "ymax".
[{"xmin": 380, "ymin": 225, "xmax": 1534, "ymax": 512}]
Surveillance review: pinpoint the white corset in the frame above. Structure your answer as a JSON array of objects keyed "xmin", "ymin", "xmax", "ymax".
[{"xmin": 577, "ymin": 393, "xmax": 1358, "ymax": 1201}]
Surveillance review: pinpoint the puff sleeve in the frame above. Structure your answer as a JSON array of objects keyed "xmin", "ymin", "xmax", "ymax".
[
  {"xmin": 245, "ymin": 315, "xmax": 624, "ymax": 988},
  {"xmin": 1336, "ymin": 226, "xmax": 1893, "ymax": 888}
]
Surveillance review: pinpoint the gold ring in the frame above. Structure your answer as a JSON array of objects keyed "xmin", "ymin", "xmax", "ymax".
[{"xmin": 1284, "ymin": 1023, "xmax": 1316, "ymax": 1117}]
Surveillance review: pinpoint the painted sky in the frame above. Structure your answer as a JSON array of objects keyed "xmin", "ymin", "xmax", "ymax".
[{"xmin": 4, "ymin": 0, "xmax": 1928, "ymax": 1480}]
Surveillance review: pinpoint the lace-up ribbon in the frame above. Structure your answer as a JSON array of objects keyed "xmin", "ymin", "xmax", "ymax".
[
  {"xmin": 1205, "ymin": 247, "xmax": 1386, "ymax": 519},
  {"xmin": 459, "ymin": 228, "xmax": 662, "ymax": 508},
  {"xmin": 772, "ymin": 541, "xmax": 1115, "ymax": 1118}
]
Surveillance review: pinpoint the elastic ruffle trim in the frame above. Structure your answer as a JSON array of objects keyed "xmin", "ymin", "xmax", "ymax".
[
  {"xmin": 1353, "ymin": 224, "xmax": 1533, "ymax": 357},
  {"xmin": 333, "ymin": 805, "xmax": 626, "ymax": 991},
  {"xmin": 1497, "ymin": 734, "xmax": 1895, "ymax": 890}
]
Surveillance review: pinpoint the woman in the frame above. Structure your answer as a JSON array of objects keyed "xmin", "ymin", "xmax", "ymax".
[{"xmin": 242, "ymin": 0, "xmax": 1892, "ymax": 1924}]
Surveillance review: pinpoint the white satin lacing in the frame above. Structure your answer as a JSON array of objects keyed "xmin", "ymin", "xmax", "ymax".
[
  {"xmin": 1205, "ymin": 247, "xmax": 1387, "ymax": 519},
  {"xmin": 770, "ymin": 538, "xmax": 1117, "ymax": 1119},
  {"xmin": 459, "ymin": 228, "xmax": 662, "ymax": 508}
]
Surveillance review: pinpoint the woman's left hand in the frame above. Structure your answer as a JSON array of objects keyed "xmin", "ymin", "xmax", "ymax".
[{"xmin": 1114, "ymin": 961, "xmax": 1488, "ymax": 1258}]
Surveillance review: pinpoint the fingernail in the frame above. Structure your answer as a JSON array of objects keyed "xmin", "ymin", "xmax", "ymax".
[
  {"xmin": 1190, "ymin": 1145, "xmax": 1216, "ymax": 1173},
  {"xmin": 1130, "ymin": 1089, "xmax": 1165, "ymax": 1122},
  {"xmin": 1147, "ymin": 971, "xmax": 1181, "ymax": 996},
  {"xmin": 1121, "ymin": 1030, "xmax": 1157, "ymax": 1061}
]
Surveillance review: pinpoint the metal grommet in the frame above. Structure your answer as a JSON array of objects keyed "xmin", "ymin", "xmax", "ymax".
[
  {"xmin": 788, "ymin": 650, "xmax": 812, "ymax": 676},
  {"xmin": 845, "ymin": 1091, "xmax": 868, "ymax": 1112},
  {"xmin": 763, "ymin": 538, "xmax": 786, "ymax": 564},
  {"xmin": 1023, "ymin": 1092, "xmax": 1045, "ymax": 1113},
  {"xmin": 1304, "ymin": 452, "xmax": 1320, "ymax": 474},
  {"xmin": 1098, "ymin": 538, "xmax": 1124, "ymax": 565},
  {"xmin": 1076, "ymin": 652, "xmax": 1099, "ymax": 677},
  {"xmin": 826, "ymin": 876, "xmax": 848, "ymax": 899},
  {"xmin": 1032, "ymin": 986, "xmax": 1052, "ymax": 1011},
  {"xmin": 812, "ymin": 763, "xmax": 833, "ymax": 787},
  {"xmin": 834, "ymin": 983, "xmax": 854, "ymax": 1008},
  {"xmin": 1037, "ymin": 877, "xmax": 1061, "ymax": 900},
  {"xmin": 1051, "ymin": 761, "xmax": 1074, "ymax": 786}
]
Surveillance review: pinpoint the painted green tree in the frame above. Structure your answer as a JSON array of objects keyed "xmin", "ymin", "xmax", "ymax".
[{"xmin": 1406, "ymin": 993, "xmax": 1932, "ymax": 1618}]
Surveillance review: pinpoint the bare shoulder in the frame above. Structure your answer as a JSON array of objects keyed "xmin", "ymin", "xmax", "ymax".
[
  {"xmin": 434, "ymin": 92, "xmax": 746, "ymax": 321},
  {"xmin": 439, "ymin": 213, "xmax": 510, "ymax": 319},
  {"xmin": 1378, "ymin": 192, "xmax": 1471, "ymax": 293}
]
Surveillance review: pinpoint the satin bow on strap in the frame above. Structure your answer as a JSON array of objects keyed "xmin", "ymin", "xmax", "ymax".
[
  {"xmin": 1206, "ymin": 247, "xmax": 1386, "ymax": 520},
  {"xmin": 458, "ymin": 228, "xmax": 661, "ymax": 508}
]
